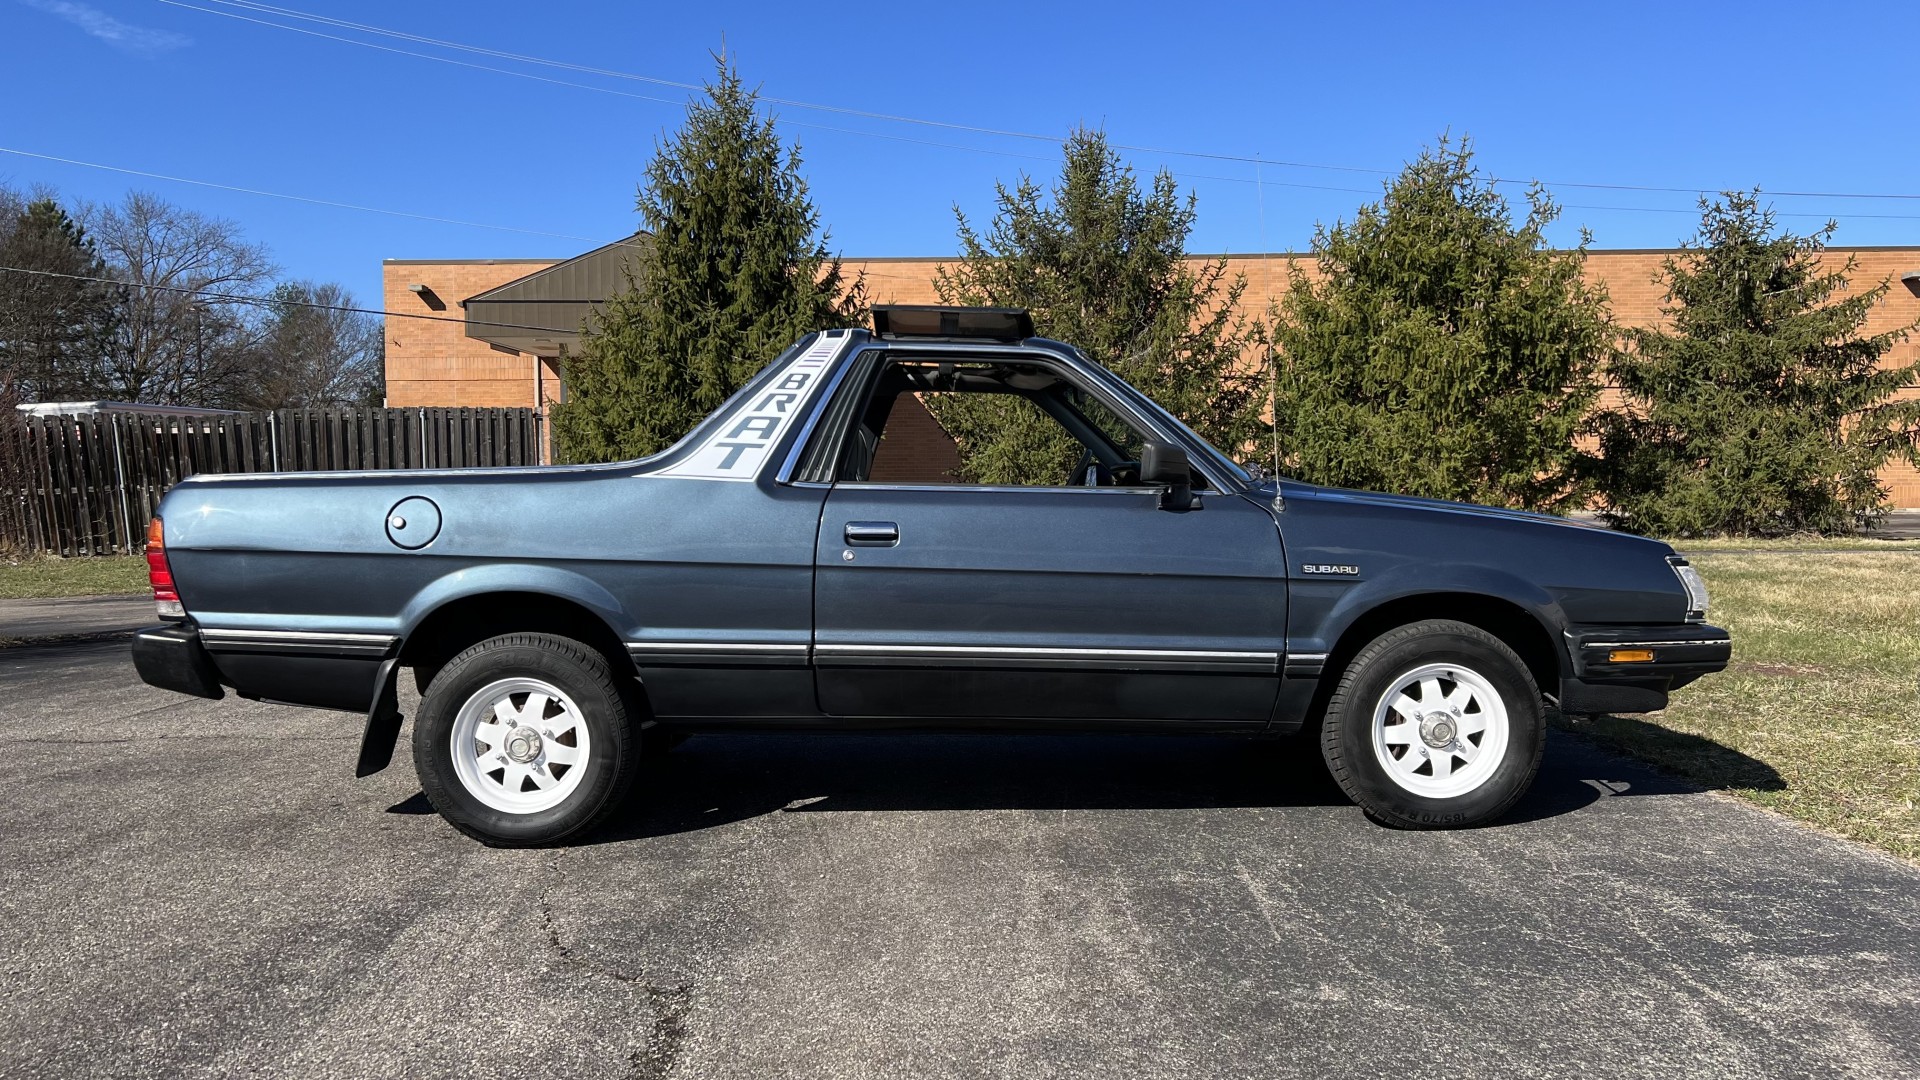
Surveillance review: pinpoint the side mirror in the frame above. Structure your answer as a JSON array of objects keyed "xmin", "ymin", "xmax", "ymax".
[{"xmin": 1140, "ymin": 441, "xmax": 1200, "ymax": 511}]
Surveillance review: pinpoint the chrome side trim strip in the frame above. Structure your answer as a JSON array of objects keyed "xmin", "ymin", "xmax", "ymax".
[
  {"xmin": 626, "ymin": 642, "xmax": 810, "ymax": 668},
  {"xmin": 626, "ymin": 642, "xmax": 808, "ymax": 654},
  {"xmin": 818, "ymin": 644, "xmax": 1272, "ymax": 661},
  {"xmin": 1581, "ymin": 639, "xmax": 1730, "ymax": 649},
  {"xmin": 814, "ymin": 642, "xmax": 1276, "ymax": 674},
  {"xmin": 201, "ymin": 629, "xmax": 398, "ymax": 646},
  {"xmin": 1283, "ymin": 651, "xmax": 1329, "ymax": 678},
  {"xmin": 621, "ymin": 640, "xmax": 1283, "ymax": 673},
  {"xmin": 200, "ymin": 628, "xmax": 398, "ymax": 658}
]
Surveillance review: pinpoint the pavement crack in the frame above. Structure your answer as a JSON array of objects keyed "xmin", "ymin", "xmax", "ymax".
[
  {"xmin": 1234, "ymin": 861, "xmax": 1285, "ymax": 944},
  {"xmin": 538, "ymin": 850, "xmax": 691, "ymax": 1080}
]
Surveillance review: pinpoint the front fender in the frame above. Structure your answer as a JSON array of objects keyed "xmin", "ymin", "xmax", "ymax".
[{"xmin": 1307, "ymin": 562, "xmax": 1569, "ymax": 658}]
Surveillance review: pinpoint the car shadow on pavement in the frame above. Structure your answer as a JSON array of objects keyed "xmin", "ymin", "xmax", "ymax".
[
  {"xmin": 386, "ymin": 792, "xmax": 436, "ymax": 815},
  {"xmin": 574, "ymin": 732, "xmax": 1336, "ymax": 844},
  {"xmin": 551, "ymin": 723, "xmax": 1781, "ymax": 845},
  {"xmin": 1553, "ymin": 713, "xmax": 1788, "ymax": 795}
]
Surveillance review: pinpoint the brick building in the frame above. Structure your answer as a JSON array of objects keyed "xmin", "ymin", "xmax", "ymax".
[{"xmin": 382, "ymin": 246, "xmax": 1920, "ymax": 503}]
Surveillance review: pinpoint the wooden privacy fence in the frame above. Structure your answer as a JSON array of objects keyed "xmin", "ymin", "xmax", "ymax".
[{"xmin": 1, "ymin": 407, "xmax": 542, "ymax": 556}]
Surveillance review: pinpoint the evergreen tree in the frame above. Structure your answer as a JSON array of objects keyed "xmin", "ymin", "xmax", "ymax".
[
  {"xmin": 1591, "ymin": 193, "xmax": 1920, "ymax": 536},
  {"xmin": 552, "ymin": 57, "xmax": 864, "ymax": 463},
  {"xmin": 0, "ymin": 198, "xmax": 121, "ymax": 401},
  {"xmin": 1269, "ymin": 138, "xmax": 1613, "ymax": 511},
  {"xmin": 933, "ymin": 129, "xmax": 1265, "ymax": 484}
]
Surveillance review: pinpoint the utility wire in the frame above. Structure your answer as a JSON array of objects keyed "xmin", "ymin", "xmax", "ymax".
[
  {"xmin": 13, "ymin": 140, "xmax": 1918, "ymax": 239},
  {"xmin": 182, "ymin": 0, "xmax": 1372, "ymax": 173},
  {"xmin": 1560, "ymin": 202, "xmax": 1920, "ymax": 222},
  {"xmin": 153, "ymin": 1, "xmax": 1056, "ymax": 166},
  {"xmin": 149, "ymin": 0, "xmax": 1373, "ymax": 195},
  {"xmin": 166, "ymin": 0, "xmax": 1920, "ymax": 204},
  {"xmin": 0, "ymin": 147, "xmax": 631, "ymax": 245},
  {"xmin": 0, "ymin": 265, "xmax": 580, "ymax": 334}
]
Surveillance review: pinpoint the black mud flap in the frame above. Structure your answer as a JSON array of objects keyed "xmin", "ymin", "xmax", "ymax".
[{"xmin": 355, "ymin": 658, "xmax": 404, "ymax": 778}]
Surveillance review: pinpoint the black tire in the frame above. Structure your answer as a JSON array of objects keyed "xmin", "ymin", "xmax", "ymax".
[
  {"xmin": 1319, "ymin": 619, "xmax": 1544, "ymax": 829},
  {"xmin": 413, "ymin": 633, "xmax": 639, "ymax": 847}
]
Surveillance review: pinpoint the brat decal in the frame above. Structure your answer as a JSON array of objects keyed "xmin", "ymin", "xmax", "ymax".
[{"xmin": 656, "ymin": 333, "xmax": 845, "ymax": 481}]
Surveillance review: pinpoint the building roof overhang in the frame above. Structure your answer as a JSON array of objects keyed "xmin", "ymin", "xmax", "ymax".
[{"xmin": 461, "ymin": 233, "xmax": 649, "ymax": 357}]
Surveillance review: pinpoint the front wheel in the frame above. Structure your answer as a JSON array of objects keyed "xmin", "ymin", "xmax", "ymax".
[
  {"xmin": 413, "ymin": 633, "xmax": 638, "ymax": 847},
  {"xmin": 1320, "ymin": 620, "xmax": 1544, "ymax": 829}
]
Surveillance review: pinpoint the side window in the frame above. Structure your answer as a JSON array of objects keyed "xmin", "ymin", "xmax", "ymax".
[{"xmin": 837, "ymin": 359, "xmax": 1169, "ymax": 488}]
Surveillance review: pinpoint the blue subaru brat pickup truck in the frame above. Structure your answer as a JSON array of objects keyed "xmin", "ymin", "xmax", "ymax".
[{"xmin": 132, "ymin": 306, "xmax": 1730, "ymax": 846}]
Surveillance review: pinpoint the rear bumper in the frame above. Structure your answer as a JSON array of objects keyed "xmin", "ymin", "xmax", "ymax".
[
  {"xmin": 1558, "ymin": 622, "xmax": 1731, "ymax": 715},
  {"xmin": 131, "ymin": 624, "xmax": 226, "ymax": 700},
  {"xmin": 133, "ymin": 623, "xmax": 395, "ymax": 713}
]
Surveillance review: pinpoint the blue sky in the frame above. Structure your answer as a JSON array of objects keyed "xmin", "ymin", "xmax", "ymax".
[{"xmin": 4, "ymin": 0, "xmax": 1918, "ymax": 307}]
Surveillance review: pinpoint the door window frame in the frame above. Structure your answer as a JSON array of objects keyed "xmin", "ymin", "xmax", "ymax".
[{"xmin": 778, "ymin": 343, "xmax": 1236, "ymax": 494}]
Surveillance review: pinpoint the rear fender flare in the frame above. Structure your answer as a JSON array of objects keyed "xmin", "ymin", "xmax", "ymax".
[
  {"xmin": 395, "ymin": 564, "xmax": 633, "ymax": 643},
  {"xmin": 354, "ymin": 566, "xmax": 635, "ymax": 778}
]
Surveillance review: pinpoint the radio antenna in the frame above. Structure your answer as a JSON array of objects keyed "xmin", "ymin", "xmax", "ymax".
[{"xmin": 1255, "ymin": 156, "xmax": 1280, "ymax": 485}]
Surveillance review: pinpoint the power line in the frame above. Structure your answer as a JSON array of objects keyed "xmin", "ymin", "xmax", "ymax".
[
  {"xmin": 165, "ymin": 0, "xmax": 1920, "ymax": 204},
  {"xmin": 1560, "ymin": 202, "xmax": 1920, "ymax": 222},
  {"xmin": 9, "ymin": 136, "xmax": 1918, "ymax": 279},
  {"xmin": 149, "ymin": 0, "xmax": 1379, "ymax": 197},
  {"xmin": 152, "ymin": 0, "xmax": 1062, "ymax": 168},
  {"xmin": 0, "ymin": 146, "xmax": 626, "ymax": 245},
  {"xmin": 159, "ymin": 0, "xmax": 1383, "ymax": 174},
  {"xmin": 1514, "ymin": 179, "xmax": 1920, "ymax": 202},
  {"xmin": 0, "ymin": 265, "xmax": 579, "ymax": 334},
  {"xmin": 183, "ymin": 0, "xmax": 1367, "ymax": 173}
]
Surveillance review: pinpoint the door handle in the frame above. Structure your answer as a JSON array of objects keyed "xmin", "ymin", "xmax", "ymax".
[{"xmin": 844, "ymin": 521, "xmax": 899, "ymax": 546}]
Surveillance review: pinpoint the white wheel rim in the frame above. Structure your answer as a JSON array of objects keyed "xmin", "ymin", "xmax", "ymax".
[
  {"xmin": 1369, "ymin": 662, "xmax": 1510, "ymax": 799},
  {"xmin": 449, "ymin": 677, "xmax": 592, "ymax": 815}
]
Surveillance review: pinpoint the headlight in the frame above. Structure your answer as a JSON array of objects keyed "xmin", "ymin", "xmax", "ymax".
[{"xmin": 1668, "ymin": 557, "xmax": 1709, "ymax": 621}]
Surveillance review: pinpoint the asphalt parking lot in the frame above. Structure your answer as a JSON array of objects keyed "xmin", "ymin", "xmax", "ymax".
[{"xmin": 3, "ymin": 639, "xmax": 1918, "ymax": 1079}]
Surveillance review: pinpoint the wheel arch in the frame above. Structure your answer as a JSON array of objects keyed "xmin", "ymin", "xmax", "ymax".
[
  {"xmin": 1324, "ymin": 592, "xmax": 1564, "ymax": 697},
  {"xmin": 357, "ymin": 585, "xmax": 644, "ymax": 780},
  {"xmin": 1283, "ymin": 587, "xmax": 1563, "ymax": 742},
  {"xmin": 398, "ymin": 590, "xmax": 636, "ymax": 694}
]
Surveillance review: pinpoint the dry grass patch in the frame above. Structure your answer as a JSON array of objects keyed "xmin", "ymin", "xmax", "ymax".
[
  {"xmin": 0, "ymin": 555, "xmax": 149, "ymax": 599},
  {"xmin": 1559, "ymin": 551, "xmax": 1920, "ymax": 861},
  {"xmin": 1672, "ymin": 536, "xmax": 1920, "ymax": 553}
]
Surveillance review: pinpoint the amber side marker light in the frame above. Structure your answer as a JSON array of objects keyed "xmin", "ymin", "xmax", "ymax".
[
  {"xmin": 1608, "ymin": 649, "xmax": 1656, "ymax": 663},
  {"xmin": 146, "ymin": 517, "xmax": 184, "ymax": 620}
]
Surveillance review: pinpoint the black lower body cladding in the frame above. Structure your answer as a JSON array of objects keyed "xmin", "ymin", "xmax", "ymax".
[
  {"xmin": 1559, "ymin": 622, "xmax": 1732, "ymax": 715},
  {"xmin": 131, "ymin": 623, "xmax": 392, "ymax": 713},
  {"xmin": 210, "ymin": 652, "xmax": 386, "ymax": 712},
  {"xmin": 131, "ymin": 625, "xmax": 226, "ymax": 700}
]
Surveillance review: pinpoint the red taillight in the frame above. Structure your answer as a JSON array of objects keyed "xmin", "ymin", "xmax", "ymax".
[{"xmin": 146, "ymin": 517, "xmax": 182, "ymax": 617}]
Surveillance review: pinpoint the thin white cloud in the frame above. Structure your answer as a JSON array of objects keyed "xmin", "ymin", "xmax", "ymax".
[{"xmin": 19, "ymin": 0, "xmax": 191, "ymax": 54}]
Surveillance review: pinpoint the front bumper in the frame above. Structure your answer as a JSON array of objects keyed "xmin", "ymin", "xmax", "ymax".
[
  {"xmin": 1559, "ymin": 622, "xmax": 1731, "ymax": 715},
  {"xmin": 131, "ymin": 624, "xmax": 226, "ymax": 700}
]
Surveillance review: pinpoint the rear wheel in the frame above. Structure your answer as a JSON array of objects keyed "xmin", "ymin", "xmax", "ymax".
[
  {"xmin": 413, "ymin": 633, "xmax": 638, "ymax": 847},
  {"xmin": 1320, "ymin": 620, "xmax": 1544, "ymax": 829}
]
